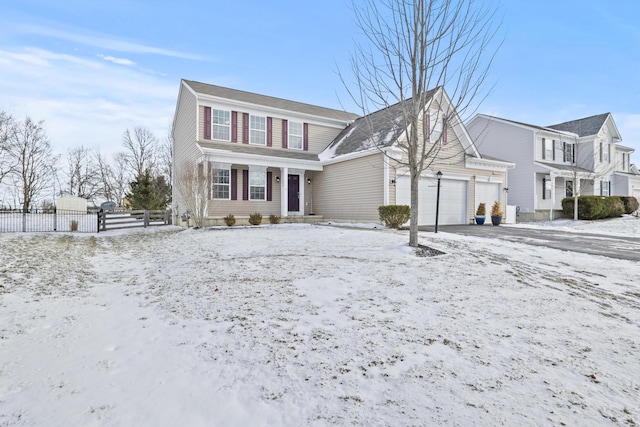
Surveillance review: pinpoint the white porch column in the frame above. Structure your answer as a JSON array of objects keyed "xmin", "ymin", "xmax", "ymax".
[
  {"xmin": 299, "ymin": 172, "xmax": 306, "ymax": 215},
  {"xmin": 280, "ymin": 167, "xmax": 288, "ymax": 217},
  {"xmin": 549, "ymin": 173, "xmax": 556, "ymax": 221}
]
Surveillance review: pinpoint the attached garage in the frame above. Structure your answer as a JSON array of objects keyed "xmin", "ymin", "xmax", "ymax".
[
  {"xmin": 396, "ymin": 175, "xmax": 468, "ymax": 225},
  {"xmin": 475, "ymin": 181, "xmax": 502, "ymax": 214}
]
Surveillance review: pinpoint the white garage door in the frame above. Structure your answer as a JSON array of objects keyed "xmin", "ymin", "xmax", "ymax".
[
  {"xmin": 475, "ymin": 182, "xmax": 501, "ymax": 214},
  {"xmin": 396, "ymin": 175, "xmax": 468, "ymax": 225}
]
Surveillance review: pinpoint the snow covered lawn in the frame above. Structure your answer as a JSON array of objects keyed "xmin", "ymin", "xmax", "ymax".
[{"xmin": 1, "ymin": 220, "xmax": 639, "ymax": 426}]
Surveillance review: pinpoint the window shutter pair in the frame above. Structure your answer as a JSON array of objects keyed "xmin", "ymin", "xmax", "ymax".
[{"xmin": 241, "ymin": 169, "xmax": 272, "ymax": 200}]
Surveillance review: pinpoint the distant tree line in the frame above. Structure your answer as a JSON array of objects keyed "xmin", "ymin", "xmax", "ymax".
[{"xmin": 0, "ymin": 109, "xmax": 172, "ymax": 211}]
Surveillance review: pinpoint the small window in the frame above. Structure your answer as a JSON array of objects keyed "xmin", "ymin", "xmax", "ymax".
[
  {"xmin": 566, "ymin": 180, "xmax": 573, "ymax": 197},
  {"xmin": 601, "ymin": 180, "xmax": 610, "ymax": 196},
  {"xmin": 429, "ymin": 110, "xmax": 443, "ymax": 143},
  {"xmin": 250, "ymin": 115, "xmax": 266, "ymax": 145},
  {"xmin": 545, "ymin": 139, "xmax": 553, "ymax": 160},
  {"xmin": 212, "ymin": 168, "xmax": 230, "ymax": 199},
  {"xmin": 543, "ymin": 177, "xmax": 551, "ymax": 200},
  {"xmin": 249, "ymin": 170, "xmax": 266, "ymax": 200},
  {"xmin": 563, "ymin": 143, "xmax": 574, "ymax": 164},
  {"xmin": 212, "ymin": 109, "xmax": 231, "ymax": 141},
  {"xmin": 288, "ymin": 121, "xmax": 303, "ymax": 150}
]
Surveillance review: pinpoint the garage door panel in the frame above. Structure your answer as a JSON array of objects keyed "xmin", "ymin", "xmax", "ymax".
[{"xmin": 396, "ymin": 175, "xmax": 467, "ymax": 225}]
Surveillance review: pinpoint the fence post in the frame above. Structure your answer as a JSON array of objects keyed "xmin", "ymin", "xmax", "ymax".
[
  {"xmin": 53, "ymin": 207, "xmax": 57, "ymax": 232},
  {"xmin": 144, "ymin": 210, "xmax": 150, "ymax": 227},
  {"xmin": 97, "ymin": 212, "xmax": 100, "ymax": 233},
  {"xmin": 22, "ymin": 209, "xmax": 26, "ymax": 232}
]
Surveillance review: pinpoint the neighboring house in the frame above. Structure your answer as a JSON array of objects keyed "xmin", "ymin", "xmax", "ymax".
[
  {"xmin": 467, "ymin": 112, "xmax": 640, "ymax": 221},
  {"xmin": 172, "ymin": 80, "xmax": 513, "ymax": 226}
]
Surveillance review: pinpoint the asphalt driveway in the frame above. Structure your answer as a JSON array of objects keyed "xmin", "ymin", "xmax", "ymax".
[{"xmin": 419, "ymin": 224, "xmax": 640, "ymax": 261}]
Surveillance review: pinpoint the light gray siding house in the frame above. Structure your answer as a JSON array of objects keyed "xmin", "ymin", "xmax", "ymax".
[
  {"xmin": 172, "ymin": 80, "xmax": 513, "ymax": 226},
  {"xmin": 467, "ymin": 113, "xmax": 639, "ymax": 221}
]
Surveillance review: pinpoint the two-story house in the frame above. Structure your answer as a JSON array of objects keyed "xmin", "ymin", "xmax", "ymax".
[
  {"xmin": 467, "ymin": 112, "xmax": 639, "ymax": 221},
  {"xmin": 172, "ymin": 80, "xmax": 513, "ymax": 226}
]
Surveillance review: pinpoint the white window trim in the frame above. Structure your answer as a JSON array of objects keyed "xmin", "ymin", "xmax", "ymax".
[
  {"xmin": 249, "ymin": 168, "xmax": 266, "ymax": 201},
  {"xmin": 212, "ymin": 167, "xmax": 231, "ymax": 200},
  {"xmin": 212, "ymin": 109, "xmax": 231, "ymax": 142},
  {"xmin": 249, "ymin": 115, "xmax": 266, "ymax": 146},
  {"xmin": 288, "ymin": 121, "xmax": 303, "ymax": 150}
]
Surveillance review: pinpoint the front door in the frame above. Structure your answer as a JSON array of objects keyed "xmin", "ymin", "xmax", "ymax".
[{"xmin": 288, "ymin": 175, "xmax": 300, "ymax": 212}]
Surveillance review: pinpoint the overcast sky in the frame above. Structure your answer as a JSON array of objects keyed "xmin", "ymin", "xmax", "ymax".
[{"xmin": 1, "ymin": 0, "xmax": 639, "ymax": 158}]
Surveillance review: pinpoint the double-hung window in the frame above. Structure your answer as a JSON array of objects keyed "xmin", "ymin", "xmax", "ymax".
[
  {"xmin": 288, "ymin": 121, "xmax": 303, "ymax": 149},
  {"xmin": 212, "ymin": 168, "xmax": 230, "ymax": 199},
  {"xmin": 563, "ymin": 142, "xmax": 574, "ymax": 164},
  {"xmin": 212, "ymin": 109, "xmax": 231, "ymax": 141},
  {"xmin": 601, "ymin": 180, "xmax": 610, "ymax": 196},
  {"xmin": 249, "ymin": 170, "xmax": 266, "ymax": 200},
  {"xmin": 544, "ymin": 139, "xmax": 552, "ymax": 160},
  {"xmin": 542, "ymin": 177, "xmax": 552, "ymax": 200},
  {"xmin": 250, "ymin": 115, "xmax": 266, "ymax": 145}
]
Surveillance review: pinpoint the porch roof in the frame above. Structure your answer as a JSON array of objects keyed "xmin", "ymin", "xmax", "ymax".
[
  {"xmin": 198, "ymin": 141, "xmax": 323, "ymax": 171},
  {"xmin": 536, "ymin": 161, "xmax": 592, "ymax": 176}
]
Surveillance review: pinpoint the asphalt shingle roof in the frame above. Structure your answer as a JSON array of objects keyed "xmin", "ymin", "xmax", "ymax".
[
  {"xmin": 547, "ymin": 113, "xmax": 610, "ymax": 137},
  {"xmin": 322, "ymin": 89, "xmax": 438, "ymax": 159},
  {"xmin": 183, "ymin": 80, "xmax": 360, "ymax": 122}
]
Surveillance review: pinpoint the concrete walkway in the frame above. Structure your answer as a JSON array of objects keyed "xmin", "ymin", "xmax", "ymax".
[{"xmin": 418, "ymin": 224, "xmax": 640, "ymax": 261}]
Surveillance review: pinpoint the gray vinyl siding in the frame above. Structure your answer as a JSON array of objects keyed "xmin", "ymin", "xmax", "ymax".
[
  {"xmin": 314, "ymin": 154, "xmax": 385, "ymax": 222},
  {"xmin": 467, "ymin": 117, "xmax": 536, "ymax": 212},
  {"xmin": 172, "ymin": 84, "xmax": 200, "ymax": 214}
]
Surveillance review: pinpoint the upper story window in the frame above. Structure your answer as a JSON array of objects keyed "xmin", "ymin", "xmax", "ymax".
[
  {"xmin": 563, "ymin": 142, "xmax": 574, "ymax": 164},
  {"xmin": 212, "ymin": 109, "xmax": 231, "ymax": 141},
  {"xmin": 600, "ymin": 141, "xmax": 611, "ymax": 163},
  {"xmin": 553, "ymin": 141, "xmax": 563, "ymax": 162},
  {"xmin": 288, "ymin": 121, "xmax": 303, "ymax": 150},
  {"xmin": 250, "ymin": 115, "xmax": 266, "ymax": 145},
  {"xmin": 212, "ymin": 168, "xmax": 230, "ymax": 199},
  {"xmin": 544, "ymin": 138, "xmax": 553, "ymax": 160},
  {"xmin": 249, "ymin": 170, "xmax": 266, "ymax": 200}
]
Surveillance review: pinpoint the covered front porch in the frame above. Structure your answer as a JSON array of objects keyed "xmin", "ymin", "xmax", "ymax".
[
  {"xmin": 198, "ymin": 145, "xmax": 323, "ymax": 220},
  {"xmin": 535, "ymin": 165, "xmax": 594, "ymax": 220}
]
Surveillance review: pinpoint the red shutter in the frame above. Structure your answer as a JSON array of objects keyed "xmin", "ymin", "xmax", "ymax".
[
  {"xmin": 442, "ymin": 117, "xmax": 447, "ymax": 145},
  {"xmin": 231, "ymin": 111, "xmax": 238, "ymax": 142},
  {"xmin": 204, "ymin": 107, "xmax": 211, "ymax": 140},
  {"xmin": 282, "ymin": 119, "xmax": 288, "ymax": 148},
  {"xmin": 303, "ymin": 122, "xmax": 309, "ymax": 151},
  {"xmin": 231, "ymin": 168, "xmax": 237, "ymax": 200},
  {"xmin": 267, "ymin": 171, "xmax": 272, "ymax": 201},
  {"xmin": 243, "ymin": 113, "xmax": 249, "ymax": 144},
  {"xmin": 242, "ymin": 169, "xmax": 249, "ymax": 200},
  {"xmin": 267, "ymin": 117, "xmax": 273, "ymax": 147}
]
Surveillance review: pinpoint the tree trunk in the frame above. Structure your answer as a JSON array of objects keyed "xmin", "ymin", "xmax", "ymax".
[{"xmin": 409, "ymin": 169, "xmax": 419, "ymax": 247}]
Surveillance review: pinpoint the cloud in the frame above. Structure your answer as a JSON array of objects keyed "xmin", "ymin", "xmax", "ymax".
[
  {"xmin": 0, "ymin": 46, "xmax": 177, "ymax": 156},
  {"xmin": 15, "ymin": 23, "xmax": 206, "ymax": 61},
  {"xmin": 99, "ymin": 55, "xmax": 136, "ymax": 66}
]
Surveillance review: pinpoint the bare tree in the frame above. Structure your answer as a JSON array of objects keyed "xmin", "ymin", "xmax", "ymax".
[
  {"xmin": 7, "ymin": 117, "xmax": 56, "ymax": 211},
  {"xmin": 65, "ymin": 145, "xmax": 101, "ymax": 202},
  {"xmin": 159, "ymin": 124, "xmax": 173, "ymax": 185},
  {"xmin": 110, "ymin": 152, "xmax": 131, "ymax": 207},
  {"xmin": 176, "ymin": 162, "xmax": 209, "ymax": 227},
  {"xmin": 122, "ymin": 127, "xmax": 158, "ymax": 178},
  {"xmin": 95, "ymin": 151, "xmax": 116, "ymax": 203},
  {"xmin": 344, "ymin": 0, "xmax": 499, "ymax": 246},
  {"xmin": 0, "ymin": 110, "xmax": 17, "ymax": 187}
]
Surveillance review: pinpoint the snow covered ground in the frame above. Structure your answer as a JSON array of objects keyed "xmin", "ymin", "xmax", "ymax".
[{"xmin": 1, "ymin": 217, "xmax": 639, "ymax": 426}]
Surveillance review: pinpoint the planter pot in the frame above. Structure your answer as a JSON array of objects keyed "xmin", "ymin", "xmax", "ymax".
[
  {"xmin": 475, "ymin": 215, "xmax": 485, "ymax": 225},
  {"xmin": 491, "ymin": 215, "xmax": 502, "ymax": 226}
]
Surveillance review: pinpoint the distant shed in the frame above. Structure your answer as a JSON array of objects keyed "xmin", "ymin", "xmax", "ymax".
[{"xmin": 56, "ymin": 196, "xmax": 88, "ymax": 213}]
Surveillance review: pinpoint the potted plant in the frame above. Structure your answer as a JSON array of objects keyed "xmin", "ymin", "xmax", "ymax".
[
  {"xmin": 475, "ymin": 203, "xmax": 486, "ymax": 225},
  {"xmin": 491, "ymin": 200, "xmax": 504, "ymax": 226}
]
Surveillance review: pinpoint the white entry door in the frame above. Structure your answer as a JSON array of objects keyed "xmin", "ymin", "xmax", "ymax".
[{"xmin": 396, "ymin": 175, "xmax": 468, "ymax": 225}]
